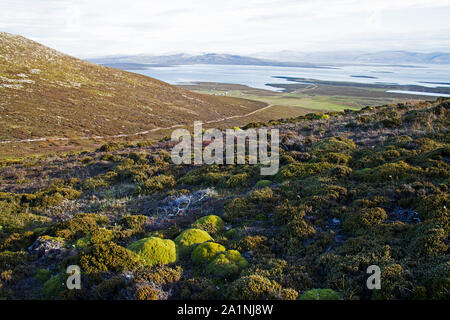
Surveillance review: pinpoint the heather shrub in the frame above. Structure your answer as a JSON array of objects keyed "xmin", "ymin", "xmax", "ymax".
[
  {"xmin": 119, "ymin": 215, "xmax": 148, "ymax": 231},
  {"xmin": 137, "ymin": 174, "xmax": 176, "ymax": 194},
  {"xmin": 135, "ymin": 286, "xmax": 162, "ymax": 300},
  {"xmin": 80, "ymin": 241, "xmax": 140, "ymax": 274},
  {"xmin": 414, "ymin": 258, "xmax": 450, "ymax": 299},
  {"xmin": 81, "ymin": 176, "xmax": 109, "ymax": 190},
  {"xmin": 92, "ymin": 276, "xmax": 127, "ymax": 300},
  {"xmin": 51, "ymin": 213, "xmax": 109, "ymax": 241},
  {"xmin": 243, "ymin": 258, "xmax": 313, "ymax": 291},
  {"xmin": 148, "ymin": 225, "xmax": 182, "ymax": 239},
  {"xmin": 0, "ymin": 231, "xmax": 36, "ymax": 251},
  {"xmin": 97, "ymin": 142, "xmax": 120, "ymax": 152},
  {"xmin": 298, "ymin": 288, "xmax": 340, "ymax": 300},
  {"xmin": 414, "ymin": 192, "xmax": 448, "ymax": 221},
  {"xmin": 329, "ymin": 165, "xmax": 352, "ymax": 178},
  {"xmin": 343, "ymin": 207, "xmax": 388, "ymax": 233},
  {"xmin": 283, "ymin": 214, "xmax": 316, "ymax": 251},
  {"xmin": 226, "ymin": 275, "xmax": 283, "ymax": 300},
  {"xmin": 0, "ymin": 251, "xmax": 28, "ymax": 269},
  {"xmin": 316, "ymin": 152, "xmax": 351, "ymax": 165},
  {"xmin": 277, "ymin": 162, "xmax": 333, "ymax": 181},
  {"xmin": 74, "ymin": 228, "xmax": 114, "ymax": 248},
  {"xmin": 249, "ymin": 187, "xmax": 276, "ymax": 211},
  {"xmin": 280, "ymin": 154, "xmax": 296, "ymax": 165},
  {"xmin": 274, "ymin": 200, "xmax": 315, "ymax": 250},
  {"xmin": 409, "ymin": 222, "xmax": 448, "ymax": 257},
  {"xmin": 135, "ymin": 265, "xmax": 182, "ymax": 285},
  {"xmin": 382, "ymin": 117, "xmax": 402, "ymax": 128},
  {"xmin": 223, "ymin": 197, "xmax": 257, "ymax": 222},
  {"xmin": 234, "ymin": 235, "xmax": 270, "ymax": 255},
  {"xmin": 33, "ymin": 184, "xmax": 81, "ymax": 209},
  {"xmin": 226, "ymin": 173, "xmax": 251, "ymax": 188},
  {"xmin": 312, "ymin": 136, "xmax": 356, "ymax": 153},
  {"xmin": 180, "ymin": 166, "xmax": 229, "ymax": 187},
  {"xmin": 375, "ymin": 264, "xmax": 413, "ymax": 299},
  {"xmin": 114, "ymin": 158, "xmax": 158, "ymax": 183},
  {"xmin": 180, "ymin": 277, "xmax": 219, "ymax": 300},
  {"xmin": 353, "ymin": 161, "xmax": 422, "ymax": 183}
]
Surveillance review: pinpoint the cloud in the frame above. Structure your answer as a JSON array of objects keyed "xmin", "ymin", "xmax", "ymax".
[{"xmin": 1, "ymin": 0, "xmax": 449, "ymax": 56}]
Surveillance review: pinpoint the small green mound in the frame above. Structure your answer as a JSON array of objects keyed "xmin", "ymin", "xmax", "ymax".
[
  {"xmin": 35, "ymin": 269, "xmax": 51, "ymax": 283},
  {"xmin": 312, "ymin": 136, "xmax": 356, "ymax": 153},
  {"xmin": 353, "ymin": 161, "xmax": 421, "ymax": 183},
  {"xmin": 276, "ymin": 162, "xmax": 333, "ymax": 181},
  {"xmin": 174, "ymin": 228, "xmax": 213, "ymax": 256},
  {"xmin": 226, "ymin": 173, "xmax": 251, "ymax": 188},
  {"xmin": 43, "ymin": 274, "xmax": 66, "ymax": 299},
  {"xmin": 254, "ymin": 180, "xmax": 272, "ymax": 188},
  {"xmin": 74, "ymin": 235, "xmax": 91, "ymax": 249},
  {"xmin": 298, "ymin": 288, "xmax": 340, "ymax": 300},
  {"xmin": 74, "ymin": 228, "xmax": 114, "ymax": 249},
  {"xmin": 191, "ymin": 215, "xmax": 225, "ymax": 235},
  {"xmin": 128, "ymin": 236, "xmax": 177, "ymax": 267},
  {"xmin": 191, "ymin": 242, "xmax": 226, "ymax": 264},
  {"xmin": 206, "ymin": 250, "xmax": 248, "ymax": 278}
]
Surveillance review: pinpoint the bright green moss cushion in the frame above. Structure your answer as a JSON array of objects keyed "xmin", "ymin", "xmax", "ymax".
[
  {"xmin": 254, "ymin": 180, "xmax": 272, "ymax": 188},
  {"xmin": 174, "ymin": 228, "xmax": 213, "ymax": 255},
  {"xmin": 191, "ymin": 215, "xmax": 225, "ymax": 235},
  {"xmin": 191, "ymin": 242, "xmax": 226, "ymax": 264},
  {"xmin": 298, "ymin": 288, "xmax": 340, "ymax": 300},
  {"xmin": 128, "ymin": 236, "xmax": 177, "ymax": 267},
  {"xmin": 206, "ymin": 250, "xmax": 248, "ymax": 278}
]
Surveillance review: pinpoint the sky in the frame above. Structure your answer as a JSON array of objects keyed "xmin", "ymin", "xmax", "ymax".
[{"xmin": 1, "ymin": 0, "xmax": 450, "ymax": 57}]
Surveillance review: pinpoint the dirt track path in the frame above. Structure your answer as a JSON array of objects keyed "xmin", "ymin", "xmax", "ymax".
[{"xmin": 0, "ymin": 104, "xmax": 274, "ymax": 145}]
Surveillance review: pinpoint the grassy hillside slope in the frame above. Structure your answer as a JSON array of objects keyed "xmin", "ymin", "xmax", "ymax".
[{"xmin": 0, "ymin": 32, "xmax": 265, "ymax": 143}]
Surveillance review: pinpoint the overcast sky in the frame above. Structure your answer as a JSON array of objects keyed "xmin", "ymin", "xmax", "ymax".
[{"xmin": 1, "ymin": 0, "xmax": 450, "ymax": 57}]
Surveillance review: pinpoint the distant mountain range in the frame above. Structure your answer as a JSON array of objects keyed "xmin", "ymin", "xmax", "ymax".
[
  {"xmin": 89, "ymin": 51, "xmax": 450, "ymax": 69},
  {"xmin": 88, "ymin": 53, "xmax": 333, "ymax": 69},
  {"xmin": 254, "ymin": 50, "xmax": 450, "ymax": 64}
]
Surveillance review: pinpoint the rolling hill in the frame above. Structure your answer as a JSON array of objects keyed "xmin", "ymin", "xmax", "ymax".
[
  {"xmin": 88, "ymin": 53, "xmax": 329, "ymax": 69},
  {"xmin": 0, "ymin": 32, "xmax": 265, "ymax": 147},
  {"xmin": 254, "ymin": 50, "xmax": 450, "ymax": 65}
]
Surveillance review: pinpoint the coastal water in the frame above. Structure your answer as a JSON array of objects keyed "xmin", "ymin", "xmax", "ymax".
[{"xmin": 129, "ymin": 63, "xmax": 450, "ymax": 94}]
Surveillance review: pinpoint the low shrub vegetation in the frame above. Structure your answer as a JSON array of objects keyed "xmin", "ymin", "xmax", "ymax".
[{"xmin": 0, "ymin": 98, "xmax": 448, "ymax": 300}]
